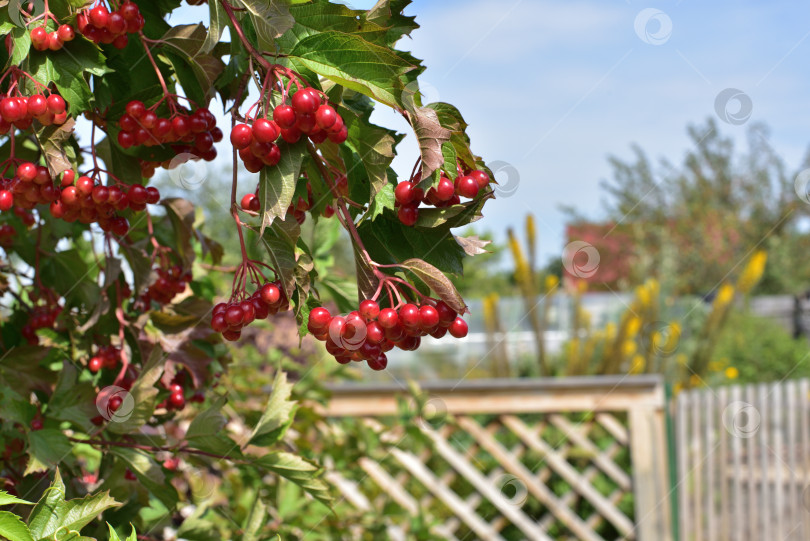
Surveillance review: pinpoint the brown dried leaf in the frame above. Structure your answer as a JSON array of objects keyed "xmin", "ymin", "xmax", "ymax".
[
  {"xmin": 410, "ymin": 107, "xmax": 451, "ymax": 181},
  {"xmin": 400, "ymin": 258, "xmax": 467, "ymax": 314},
  {"xmin": 36, "ymin": 117, "xmax": 75, "ymax": 178},
  {"xmin": 454, "ymin": 235, "xmax": 491, "ymax": 256}
]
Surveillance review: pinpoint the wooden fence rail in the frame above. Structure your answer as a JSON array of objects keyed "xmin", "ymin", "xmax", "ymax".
[
  {"xmin": 318, "ymin": 376, "xmax": 672, "ymax": 540},
  {"xmin": 675, "ymin": 379, "xmax": 810, "ymax": 541}
]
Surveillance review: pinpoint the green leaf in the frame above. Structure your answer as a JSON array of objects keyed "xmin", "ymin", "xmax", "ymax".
[
  {"xmin": 241, "ymin": 497, "xmax": 267, "ymax": 541},
  {"xmin": 367, "ymin": 181, "xmax": 396, "ymax": 221},
  {"xmin": 345, "ymin": 116, "xmax": 398, "ymax": 201},
  {"xmin": 185, "ymin": 397, "xmax": 228, "ymax": 440},
  {"xmin": 8, "ymin": 26, "xmax": 30, "ymax": 68},
  {"xmin": 27, "ymin": 472, "xmax": 65, "ymax": 539},
  {"xmin": 238, "ymin": 0, "xmax": 294, "ymax": 51},
  {"xmin": 0, "ymin": 510, "xmax": 34, "ymax": 541},
  {"xmin": 248, "ymin": 371, "xmax": 296, "ymax": 447},
  {"xmin": 26, "ymin": 40, "xmax": 110, "ymax": 115},
  {"xmin": 259, "ymin": 214, "xmax": 301, "ymax": 299},
  {"xmin": 47, "ymin": 362, "xmax": 98, "ymax": 433},
  {"xmin": 200, "ymin": 0, "xmax": 227, "ymax": 54},
  {"xmin": 0, "ymin": 491, "xmax": 32, "ymax": 507},
  {"xmin": 25, "ymin": 429, "xmax": 72, "ymax": 474},
  {"xmin": 107, "ymin": 347, "xmax": 164, "ymax": 435},
  {"xmin": 400, "ymin": 258, "xmax": 468, "ymax": 314},
  {"xmin": 259, "ymin": 139, "xmax": 307, "ymax": 235},
  {"xmin": 109, "ymin": 447, "xmax": 178, "ymax": 509},
  {"xmin": 290, "ymin": 31, "xmax": 415, "ymax": 108},
  {"xmin": 107, "ymin": 523, "xmax": 137, "ymax": 541},
  {"xmin": 255, "ymin": 452, "xmax": 332, "ymax": 508}
]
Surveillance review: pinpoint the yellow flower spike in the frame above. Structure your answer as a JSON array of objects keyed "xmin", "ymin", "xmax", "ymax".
[
  {"xmin": 544, "ymin": 274, "xmax": 559, "ymax": 293},
  {"xmin": 629, "ymin": 354, "xmax": 645, "ymax": 374},
  {"xmin": 662, "ymin": 322, "xmax": 680, "ymax": 352},
  {"xmin": 647, "ymin": 278, "xmax": 660, "ymax": 298},
  {"xmin": 737, "ymin": 250, "xmax": 768, "ymax": 294},
  {"xmin": 626, "ymin": 316, "xmax": 642, "ymax": 338},
  {"xmin": 576, "ymin": 279, "xmax": 588, "ymax": 294},
  {"xmin": 507, "ymin": 228, "xmax": 530, "ymax": 286},
  {"xmin": 689, "ymin": 374, "xmax": 702, "ymax": 387},
  {"xmin": 605, "ymin": 322, "xmax": 617, "ymax": 339},
  {"xmin": 673, "ymin": 382, "xmax": 683, "ymax": 395},
  {"xmin": 725, "ymin": 366, "xmax": 739, "ymax": 379},
  {"xmin": 636, "ymin": 285, "xmax": 650, "ymax": 308},
  {"xmin": 622, "ymin": 339, "xmax": 637, "ymax": 357},
  {"xmin": 526, "ymin": 214, "xmax": 537, "ymax": 267},
  {"xmin": 714, "ymin": 283, "xmax": 735, "ymax": 308}
]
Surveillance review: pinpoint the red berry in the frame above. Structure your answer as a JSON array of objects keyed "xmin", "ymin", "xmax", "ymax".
[
  {"xmin": 91, "ymin": 185, "xmax": 109, "ymax": 204},
  {"xmin": 30, "ymin": 418, "xmax": 43, "ymax": 430},
  {"xmin": 89, "ymin": 6, "xmax": 110, "ymax": 28},
  {"xmin": 0, "ymin": 99, "xmax": 22, "ymax": 122},
  {"xmin": 76, "ymin": 176, "xmax": 94, "ymax": 195},
  {"xmin": 31, "ymin": 27, "xmax": 48, "ymax": 50},
  {"xmin": 291, "ymin": 88, "xmax": 320, "ymax": 114},
  {"xmin": 230, "ymin": 123, "xmax": 253, "ymax": 149},
  {"xmin": 308, "ymin": 307, "xmax": 331, "ymax": 330},
  {"xmin": 378, "ymin": 308, "xmax": 398, "ymax": 328},
  {"xmin": 27, "ymin": 95, "xmax": 48, "ymax": 117},
  {"xmin": 124, "ymin": 469, "xmax": 137, "ymax": 481},
  {"xmin": 108, "ymin": 12, "xmax": 126, "ymax": 34},
  {"xmin": 240, "ymin": 193, "xmax": 258, "ymax": 211},
  {"xmin": 252, "ymin": 118, "xmax": 279, "ymax": 143},
  {"xmin": 146, "ymin": 186, "xmax": 160, "ymax": 204},
  {"xmin": 46, "ymin": 95, "xmax": 66, "ymax": 115},
  {"xmin": 366, "ymin": 321, "xmax": 385, "ymax": 344},
  {"xmin": 359, "ymin": 299, "xmax": 380, "ymax": 320},
  {"xmin": 222, "ymin": 329, "xmax": 241, "ymax": 341},
  {"xmin": 225, "ymin": 305, "xmax": 244, "ymax": 326},
  {"xmin": 128, "ymin": 184, "xmax": 148, "ymax": 205},
  {"xmin": 125, "ymin": 100, "xmax": 145, "ymax": 119},
  {"xmin": 398, "ymin": 304, "xmax": 420, "ymax": 327},
  {"xmin": 419, "ymin": 305, "xmax": 440, "ymax": 330},
  {"xmin": 327, "ymin": 125, "xmax": 348, "ymax": 144},
  {"xmin": 273, "ymin": 104, "xmax": 296, "ymax": 129},
  {"xmin": 398, "ymin": 205, "xmax": 419, "ymax": 226},
  {"xmin": 120, "ymin": 2, "xmax": 140, "ymax": 21},
  {"xmin": 449, "ymin": 317, "xmax": 468, "ymax": 338},
  {"xmin": 435, "ymin": 301, "xmax": 457, "ymax": 327},
  {"xmin": 112, "ymin": 34, "xmax": 128, "ymax": 49},
  {"xmin": 0, "ymin": 190, "xmax": 13, "ymax": 211},
  {"xmin": 111, "ymin": 217, "xmax": 129, "ymax": 236},
  {"xmin": 315, "ymin": 105, "xmax": 337, "ymax": 129},
  {"xmin": 456, "ymin": 175, "xmax": 479, "ymax": 199},
  {"xmin": 260, "ymin": 283, "xmax": 281, "ymax": 305},
  {"xmin": 435, "ymin": 176, "xmax": 455, "ymax": 201},
  {"xmin": 57, "ymin": 24, "xmax": 75, "ymax": 42},
  {"xmin": 172, "ymin": 116, "xmax": 190, "ymax": 137},
  {"xmin": 470, "ymin": 169, "xmax": 490, "ymax": 189},
  {"xmin": 394, "ymin": 181, "xmax": 414, "ymax": 205}
]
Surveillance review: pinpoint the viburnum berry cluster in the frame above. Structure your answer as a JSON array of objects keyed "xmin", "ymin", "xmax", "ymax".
[
  {"xmin": 395, "ymin": 166, "xmax": 491, "ymax": 226},
  {"xmin": 30, "ymin": 24, "xmax": 75, "ymax": 52},
  {"xmin": 241, "ymin": 181, "xmax": 334, "ymax": 224},
  {"xmin": 78, "ymin": 1, "xmax": 144, "ymax": 49},
  {"xmin": 0, "ymin": 90, "xmax": 67, "ymax": 132},
  {"xmin": 139, "ymin": 262, "xmax": 191, "ymax": 307},
  {"xmin": 87, "ymin": 345, "xmax": 122, "ymax": 374},
  {"xmin": 21, "ymin": 289, "xmax": 62, "ymax": 346},
  {"xmin": 211, "ymin": 280, "xmax": 287, "ymax": 341},
  {"xmin": 231, "ymin": 82, "xmax": 347, "ymax": 173},
  {"xmin": 308, "ymin": 298, "xmax": 468, "ymax": 370},
  {"xmin": 117, "ymin": 99, "xmax": 220, "ymax": 162}
]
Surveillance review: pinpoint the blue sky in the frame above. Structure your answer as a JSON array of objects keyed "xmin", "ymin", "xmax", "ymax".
[{"xmin": 167, "ymin": 0, "xmax": 810, "ymax": 265}]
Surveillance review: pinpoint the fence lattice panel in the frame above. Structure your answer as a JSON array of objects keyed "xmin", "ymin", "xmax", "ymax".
[{"xmin": 316, "ymin": 376, "xmax": 672, "ymax": 540}]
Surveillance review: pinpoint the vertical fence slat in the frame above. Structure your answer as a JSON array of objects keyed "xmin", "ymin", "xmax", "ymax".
[
  {"xmin": 773, "ymin": 382, "xmax": 784, "ymax": 539},
  {"xmin": 798, "ymin": 379, "xmax": 810, "ymax": 539},
  {"xmin": 758, "ymin": 383, "xmax": 770, "ymax": 540},
  {"xmin": 787, "ymin": 380, "xmax": 798, "ymax": 539},
  {"xmin": 692, "ymin": 389, "xmax": 703, "ymax": 541},
  {"xmin": 705, "ymin": 390, "xmax": 716, "ymax": 541},
  {"xmin": 731, "ymin": 384, "xmax": 743, "ymax": 541},
  {"xmin": 678, "ymin": 391, "xmax": 691, "ymax": 540},
  {"xmin": 718, "ymin": 386, "xmax": 729, "ymax": 541},
  {"xmin": 746, "ymin": 384, "xmax": 758, "ymax": 540}
]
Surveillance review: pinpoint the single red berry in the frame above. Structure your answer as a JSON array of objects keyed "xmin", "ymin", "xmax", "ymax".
[
  {"xmin": 111, "ymin": 217, "xmax": 129, "ymax": 236},
  {"xmin": 435, "ymin": 176, "xmax": 455, "ymax": 201},
  {"xmin": 169, "ymin": 391, "xmax": 186, "ymax": 409},
  {"xmin": 146, "ymin": 186, "xmax": 160, "ymax": 204},
  {"xmin": 30, "ymin": 418, "xmax": 43, "ymax": 430},
  {"xmin": 394, "ymin": 181, "xmax": 414, "ymax": 205},
  {"xmin": 456, "ymin": 175, "xmax": 479, "ymax": 199},
  {"xmin": 315, "ymin": 105, "xmax": 337, "ymax": 129},
  {"xmin": 252, "ymin": 118, "xmax": 279, "ymax": 143},
  {"xmin": 0, "ymin": 190, "xmax": 13, "ymax": 211},
  {"xmin": 260, "ymin": 283, "xmax": 281, "ymax": 305},
  {"xmin": 291, "ymin": 88, "xmax": 320, "ymax": 115},
  {"xmin": 108, "ymin": 12, "xmax": 126, "ymax": 34},
  {"xmin": 112, "ymin": 34, "xmax": 128, "ymax": 49},
  {"xmin": 398, "ymin": 205, "xmax": 419, "ymax": 226},
  {"xmin": 419, "ymin": 305, "xmax": 440, "ymax": 330},
  {"xmin": 224, "ymin": 304, "xmax": 244, "ymax": 326},
  {"xmin": 222, "ymin": 329, "xmax": 241, "ymax": 341},
  {"xmin": 172, "ymin": 116, "xmax": 190, "ymax": 137},
  {"xmin": 46, "ymin": 94, "xmax": 66, "ymax": 115},
  {"xmin": 125, "ymin": 100, "xmax": 145, "ymax": 119},
  {"xmin": 240, "ymin": 193, "xmax": 257, "ymax": 211},
  {"xmin": 435, "ymin": 300, "xmax": 457, "ymax": 327},
  {"xmin": 120, "ymin": 2, "xmax": 140, "ymax": 21},
  {"xmin": 124, "ymin": 470, "xmax": 137, "ymax": 481},
  {"xmin": 31, "ymin": 27, "xmax": 48, "ymax": 50},
  {"xmin": 398, "ymin": 304, "xmax": 420, "ymax": 327},
  {"xmin": 27, "ymin": 95, "xmax": 48, "ymax": 117},
  {"xmin": 327, "ymin": 125, "xmax": 348, "ymax": 144},
  {"xmin": 308, "ymin": 307, "xmax": 331, "ymax": 330},
  {"xmin": 76, "ymin": 176, "xmax": 94, "ymax": 195},
  {"xmin": 368, "ymin": 353, "xmax": 388, "ymax": 371},
  {"xmin": 366, "ymin": 321, "xmax": 385, "ymax": 344},
  {"xmin": 470, "ymin": 169, "xmax": 490, "ymax": 189},
  {"xmin": 89, "ymin": 6, "xmax": 111, "ymax": 28},
  {"xmin": 91, "ymin": 185, "xmax": 109, "ymax": 204},
  {"xmin": 230, "ymin": 123, "xmax": 253, "ymax": 149},
  {"xmin": 449, "ymin": 317, "xmax": 468, "ymax": 338},
  {"xmin": 57, "ymin": 24, "xmax": 75, "ymax": 42},
  {"xmin": 273, "ymin": 104, "xmax": 296, "ymax": 129},
  {"xmin": 359, "ymin": 299, "xmax": 380, "ymax": 320},
  {"xmin": 128, "ymin": 184, "xmax": 148, "ymax": 205},
  {"xmin": 378, "ymin": 308, "xmax": 398, "ymax": 328}
]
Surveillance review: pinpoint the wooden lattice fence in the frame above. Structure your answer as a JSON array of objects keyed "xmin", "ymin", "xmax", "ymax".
[{"xmin": 317, "ymin": 376, "xmax": 672, "ymax": 540}]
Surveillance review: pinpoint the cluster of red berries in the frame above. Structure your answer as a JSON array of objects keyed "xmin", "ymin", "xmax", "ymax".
[
  {"xmin": 0, "ymin": 93, "xmax": 67, "ymax": 132},
  {"xmin": 211, "ymin": 281, "xmax": 288, "ymax": 341},
  {"xmin": 31, "ymin": 24, "xmax": 75, "ymax": 52},
  {"xmin": 87, "ymin": 345, "xmax": 122, "ymax": 373},
  {"xmin": 117, "ymin": 101, "xmax": 220, "ymax": 161},
  {"xmin": 22, "ymin": 301, "xmax": 62, "ymax": 346},
  {"xmin": 78, "ymin": 2, "xmax": 144, "ymax": 49},
  {"xmin": 0, "ymin": 224, "xmax": 14, "ymax": 247},
  {"xmin": 394, "ymin": 169, "xmax": 490, "ymax": 226},
  {"xmin": 240, "ymin": 182, "xmax": 335, "ymax": 224},
  {"xmin": 307, "ymin": 298, "xmax": 469, "ymax": 370},
  {"xmin": 141, "ymin": 264, "xmax": 192, "ymax": 306}
]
